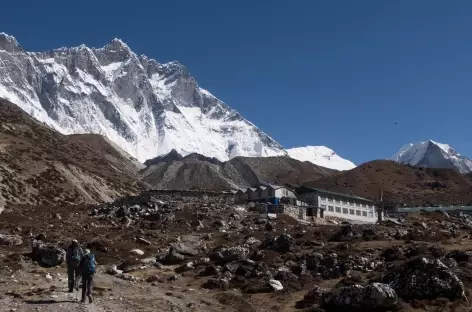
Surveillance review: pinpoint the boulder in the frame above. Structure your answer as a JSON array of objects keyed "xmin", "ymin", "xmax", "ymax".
[
  {"xmin": 329, "ymin": 225, "xmax": 355, "ymax": 242},
  {"xmin": 381, "ymin": 257, "xmax": 466, "ymax": 301},
  {"xmin": 0, "ymin": 234, "xmax": 23, "ymax": 246},
  {"xmin": 262, "ymin": 234, "xmax": 294, "ymax": 253},
  {"xmin": 381, "ymin": 247, "xmax": 404, "ymax": 262},
  {"xmin": 446, "ymin": 250, "xmax": 472, "ymax": 263},
  {"xmin": 322, "ymin": 283, "xmax": 398, "ymax": 311},
  {"xmin": 244, "ymin": 237, "xmax": 262, "ymax": 246},
  {"xmin": 269, "ymin": 279, "xmax": 283, "ymax": 291},
  {"xmin": 275, "ymin": 270, "xmax": 299, "ymax": 284},
  {"xmin": 131, "ymin": 249, "xmax": 145, "ymax": 256},
  {"xmin": 163, "ymin": 247, "xmax": 186, "ymax": 265},
  {"xmin": 175, "ymin": 261, "xmax": 195, "ymax": 273},
  {"xmin": 106, "ymin": 265, "xmax": 123, "ymax": 276},
  {"xmin": 35, "ymin": 233, "xmax": 46, "ymax": 241},
  {"xmin": 303, "ymin": 285, "xmax": 327, "ymax": 306},
  {"xmin": 210, "ymin": 246, "xmax": 249, "ymax": 263},
  {"xmin": 31, "ymin": 240, "xmax": 66, "ymax": 267},
  {"xmin": 202, "ymin": 278, "xmax": 229, "ymax": 290}
]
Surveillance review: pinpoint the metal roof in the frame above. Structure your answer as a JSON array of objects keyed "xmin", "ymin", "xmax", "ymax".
[
  {"xmin": 397, "ymin": 206, "xmax": 472, "ymax": 213},
  {"xmin": 295, "ymin": 186, "xmax": 374, "ymax": 203}
]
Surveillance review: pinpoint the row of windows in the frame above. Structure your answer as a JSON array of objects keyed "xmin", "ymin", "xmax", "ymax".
[
  {"xmin": 324, "ymin": 204, "xmax": 369, "ymax": 217},
  {"xmin": 321, "ymin": 197, "xmax": 374, "ymax": 209}
]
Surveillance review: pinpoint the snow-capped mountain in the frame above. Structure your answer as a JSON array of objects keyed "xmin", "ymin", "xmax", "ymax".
[
  {"xmin": 390, "ymin": 140, "xmax": 472, "ymax": 174},
  {"xmin": 286, "ymin": 146, "xmax": 356, "ymax": 171},
  {"xmin": 0, "ymin": 33, "xmax": 286, "ymax": 162}
]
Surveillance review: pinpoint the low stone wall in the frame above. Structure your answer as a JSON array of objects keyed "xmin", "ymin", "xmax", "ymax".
[{"xmin": 283, "ymin": 205, "xmax": 307, "ymax": 222}]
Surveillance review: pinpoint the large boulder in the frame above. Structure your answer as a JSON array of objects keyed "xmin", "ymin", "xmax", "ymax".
[
  {"xmin": 262, "ymin": 234, "xmax": 294, "ymax": 253},
  {"xmin": 446, "ymin": 251, "xmax": 472, "ymax": 263},
  {"xmin": 31, "ymin": 240, "xmax": 66, "ymax": 267},
  {"xmin": 381, "ymin": 257, "xmax": 466, "ymax": 301},
  {"xmin": 322, "ymin": 283, "xmax": 398, "ymax": 311},
  {"xmin": 329, "ymin": 225, "xmax": 355, "ymax": 242},
  {"xmin": 163, "ymin": 247, "xmax": 186, "ymax": 265},
  {"xmin": 0, "ymin": 234, "xmax": 23, "ymax": 246},
  {"xmin": 210, "ymin": 246, "xmax": 249, "ymax": 263}
]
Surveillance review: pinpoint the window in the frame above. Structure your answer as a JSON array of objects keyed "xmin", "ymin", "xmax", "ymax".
[
  {"xmin": 342, "ymin": 200, "xmax": 347, "ymax": 205},
  {"xmin": 320, "ymin": 197, "xmax": 326, "ymax": 202},
  {"xmin": 362, "ymin": 211, "xmax": 367, "ymax": 217},
  {"xmin": 321, "ymin": 204, "xmax": 327, "ymax": 209},
  {"xmin": 356, "ymin": 203, "xmax": 360, "ymax": 207},
  {"xmin": 335, "ymin": 199, "xmax": 341, "ymax": 204},
  {"xmin": 356, "ymin": 210, "xmax": 361, "ymax": 216},
  {"xmin": 368, "ymin": 212, "xmax": 373, "ymax": 218},
  {"xmin": 349, "ymin": 209, "xmax": 355, "ymax": 215},
  {"xmin": 335, "ymin": 207, "xmax": 341, "ymax": 213},
  {"xmin": 342, "ymin": 208, "xmax": 348, "ymax": 214},
  {"xmin": 328, "ymin": 205, "xmax": 334, "ymax": 212},
  {"xmin": 327, "ymin": 198, "xmax": 333, "ymax": 203}
]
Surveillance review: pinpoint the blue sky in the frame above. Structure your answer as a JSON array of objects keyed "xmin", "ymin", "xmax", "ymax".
[{"xmin": 2, "ymin": 0, "xmax": 471, "ymax": 164}]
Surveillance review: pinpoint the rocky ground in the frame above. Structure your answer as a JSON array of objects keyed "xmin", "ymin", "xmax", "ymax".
[{"xmin": 1, "ymin": 193, "xmax": 472, "ymax": 311}]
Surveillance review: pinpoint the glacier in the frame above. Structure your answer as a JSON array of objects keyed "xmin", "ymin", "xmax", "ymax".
[
  {"xmin": 0, "ymin": 33, "xmax": 286, "ymax": 163},
  {"xmin": 287, "ymin": 146, "xmax": 356, "ymax": 171},
  {"xmin": 390, "ymin": 140, "xmax": 472, "ymax": 174}
]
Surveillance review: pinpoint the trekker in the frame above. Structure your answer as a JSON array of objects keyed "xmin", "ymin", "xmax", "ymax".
[
  {"xmin": 66, "ymin": 239, "xmax": 83, "ymax": 292},
  {"xmin": 77, "ymin": 248, "xmax": 96, "ymax": 303}
]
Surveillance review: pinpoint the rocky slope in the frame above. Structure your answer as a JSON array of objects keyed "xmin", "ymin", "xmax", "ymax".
[
  {"xmin": 287, "ymin": 146, "xmax": 356, "ymax": 171},
  {"xmin": 0, "ymin": 99, "xmax": 145, "ymax": 207},
  {"xmin": 0, "ymin": 32, "xmax": 285, "ymax": 163},
  {"xmin": 141, "ymin": 150, "xmax": 335, "ymax": 190},
  {"xmin": 304, "ymin": 160, "xmax": 472, "ymax": 206},
  {"xmin": 391, "ymin": 140, "xmax": 472, "ymax": 174},
  {"xmin": 1, "ymin": 191, "xmax": 472, "ymax": 312}
]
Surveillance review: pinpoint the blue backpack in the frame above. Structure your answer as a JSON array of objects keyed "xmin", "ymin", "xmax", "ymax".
[{"xmin": 83, "ymin": 253, "xmax": 96, "ymax": 275}]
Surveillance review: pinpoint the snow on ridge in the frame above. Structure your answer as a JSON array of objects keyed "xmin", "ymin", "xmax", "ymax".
[
  {"xmin": 390, "ymin": 140, "xmax": 472, "ymax": 174},
  {"xmin": 0, "ymin": 33, "xmax": 288, "ymax": 164},
  {"xmin": 287, "ymin": 146, "xmax": 356, "ymax": 171}
]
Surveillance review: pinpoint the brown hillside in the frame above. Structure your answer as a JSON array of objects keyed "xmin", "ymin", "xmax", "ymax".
[
  {"xmin": 0, "ymin": 99, "xmax": 144, "ymax": 207},
  {"xmin": 304, "ymin": 160, "xmax": 472, "ymax": 206},
  {"xmin": 141, "ymin": 155, "xmax": 336, "ymax": 190}
]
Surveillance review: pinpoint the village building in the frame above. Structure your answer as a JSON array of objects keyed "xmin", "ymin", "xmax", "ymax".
[
  {"xmin": 295, "ymin": 186, "xmax": 379, "ymax": 222},
  {"xmin": 234, "ymin": 185, "xmax": 299, "ymax": 205}
]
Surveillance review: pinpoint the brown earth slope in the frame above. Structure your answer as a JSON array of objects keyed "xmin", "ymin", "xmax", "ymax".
[
  {"xmin": 304, "ymin": 160, "xmax": 472, "ymax": 206},
  {"xmin": 141, "ymin": 154, "xmax": 335, "ymax": 190},
  {"xmin": 0, "ymin": 98, "xmax": 145, "ymax": 207}
]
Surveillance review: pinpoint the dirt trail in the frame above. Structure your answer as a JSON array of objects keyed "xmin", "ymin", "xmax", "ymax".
[{"xmin": 0, "ymin": 264, "xmax": 226, "ymax": 312}]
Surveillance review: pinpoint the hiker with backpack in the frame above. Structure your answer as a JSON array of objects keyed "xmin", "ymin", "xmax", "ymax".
[
  {"xmin": 77, "ymin": 248, "xmax": 96, "ymax": 303},
  {"xmin": 66, "ymin": 239, "xmax": 83, "ymax": 293}
]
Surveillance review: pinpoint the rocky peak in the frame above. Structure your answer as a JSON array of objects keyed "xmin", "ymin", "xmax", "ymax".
[{"xmin": 0, "ymin": 32, "xmax": 23, "ymax": 53}]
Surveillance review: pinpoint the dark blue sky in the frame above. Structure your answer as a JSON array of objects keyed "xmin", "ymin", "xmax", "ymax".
[{"xmin": 2, "ymin": 0, "xmax": 471, "ymax": 164}]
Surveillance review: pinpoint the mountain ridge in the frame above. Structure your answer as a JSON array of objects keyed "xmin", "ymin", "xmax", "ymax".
[{"xmin": 0, "ymin": 33, "xmax": 286, "ymax": 164}]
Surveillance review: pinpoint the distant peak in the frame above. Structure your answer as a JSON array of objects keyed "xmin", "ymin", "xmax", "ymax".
[
  {"xmin": 106, "ymin": 38, "xmax": 130, "ymax": 50},
  {"xmin": 0, "ymin": 32, "xmax": 23, "ymax": 53}
]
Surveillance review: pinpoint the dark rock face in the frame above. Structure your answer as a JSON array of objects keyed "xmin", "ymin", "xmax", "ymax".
[
  {"xmin": 322, "ymin": 283, "xmax": 398, "ymax": 311},
  {"xmin": 381, "ymin": 257, "xmax": 466, "ymax": 301}
]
